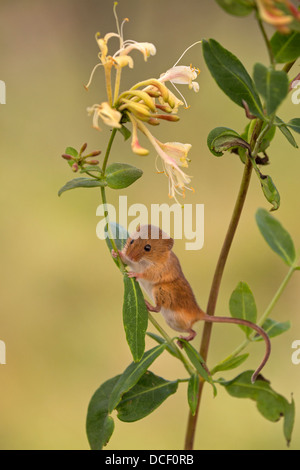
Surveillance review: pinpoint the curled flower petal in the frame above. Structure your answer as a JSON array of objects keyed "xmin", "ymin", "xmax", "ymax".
[
  {"xmin": 113, "ymin": 55, "xmax": 134, "ymax": 69},
  {"xmin": 158, "ymin": 142, "xmax": 192, "ymax": 168},
  {"xmin": 118, "ymin": 41, "xmax": 157, "ymax": 61},
  {"xmin": 159, "ymin": 65, "xmax": 200, "ymax": 89},
  {"xmin": 87, "ymin": 102, "xmax": 122, "ymax": 130}
]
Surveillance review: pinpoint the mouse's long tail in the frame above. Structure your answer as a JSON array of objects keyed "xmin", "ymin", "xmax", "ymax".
[{"xmin": 204, "ymin": 315, "xmax": 271, "ymax": 383}]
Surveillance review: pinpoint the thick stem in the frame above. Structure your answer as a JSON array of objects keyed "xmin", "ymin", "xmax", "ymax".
[{"xmin": 184, "ymin": 157, "xmax": 253, "ymax": 450}]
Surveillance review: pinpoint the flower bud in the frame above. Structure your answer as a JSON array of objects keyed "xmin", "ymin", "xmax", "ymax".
[
  {"xmin": 90, "ymin": 150, "xmax": 102, "ymax": 156},
  {"xmin": 62, "ymin": 154, "xmax": 73, "ymax": 161},
  {"xmin": 72, "ymin": 163, "xmax": 79, "ymax": 172},
  {"xmin": 80, "ymin": 143, "xmax": 88, "ymax": 154},
  {"xmin": 85, "ymin": 159, "xmax": 100, "ymax": 165}
]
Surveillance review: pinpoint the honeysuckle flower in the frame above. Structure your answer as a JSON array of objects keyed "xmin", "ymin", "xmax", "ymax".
[
  {"xmin": 117, "ymin": 41, "xmax": 156, "ymax": 62},
  {"xmin": 256, "ymin": 0, "xmax": 300, "ymax": 33},
  {"xmin": 87, "ymin": 102, "xmax": 122, "ymax": 130},
  {"xmin": 160, "ymin": 65, "xmax": 200, "ymax": 92},
  {"xmin": 85, "ymin": 4, "xmax": 201, "ymax": 203},
  {"xmin": 136, "ymin": 120, "xmax": 193, "ymax": 203}
]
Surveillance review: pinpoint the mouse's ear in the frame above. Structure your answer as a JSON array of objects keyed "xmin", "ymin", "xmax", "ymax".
[{"xmin": 166, "ymin": 237, "xmax": 174, "ymax": 250}]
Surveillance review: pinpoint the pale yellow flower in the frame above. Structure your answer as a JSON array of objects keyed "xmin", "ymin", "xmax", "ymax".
[{"xmin": 87, "ymin": 102, "xmax": 122, "ymax": 130}]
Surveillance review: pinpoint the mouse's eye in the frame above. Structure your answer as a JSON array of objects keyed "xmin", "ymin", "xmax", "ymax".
[
  {"xmin": 144, "ymin": 244, "xmax": 151, "ymax": 252},
  {"xmin": 130, "ymin": 239, "xmax": 134, "ymax": 245}
]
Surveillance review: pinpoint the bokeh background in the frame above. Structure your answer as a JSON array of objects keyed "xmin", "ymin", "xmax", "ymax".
[{"xmin": 0, "ymin": 0, "xmax": 299, "ymax": 450}]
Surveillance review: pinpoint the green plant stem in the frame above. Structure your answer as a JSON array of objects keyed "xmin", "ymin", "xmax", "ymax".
[
  {"xmin": 256, "ymin": 15, "xmax": 275, "ymax": 67},
  {"xmin": 102, "ymin": 128, "xmax": 118, "ymax": 173},
  {"xmin": 184, "ymin": 156, "xmax": 253, "ymax": 451},
  {"xmin": 211, "ymin": 262, "xmax": 298, "ymax": 372},
  {"xmin": 148, "ymin": 313, "xmax": 195, "ymax": 376},
  {"xmin": 283, "ymin": 60, "xmax": 296, "ymax": 74}
]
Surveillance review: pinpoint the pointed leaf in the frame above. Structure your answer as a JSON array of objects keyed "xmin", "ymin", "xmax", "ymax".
[
  {"xmin": 253, "ymin": 318, "xmax": 290, "ymax": 341},
  {"xmin": 180, "ymin": 340, "xmax": 217, "ymax": 396},
  {"xmin": 220, "ymin": 371, "xmax": 295, "ymax": 446},
  {"xmin": 58, "ymin": 177, "xmax": 106, "ymax": 196},
  {"xmin": 116, "ymin": 371, "xmax": 178, "ymax": 422},
  {"xmin": 106, "ymin": 163, "xmax": 143, "ymax": 189},
  {"xmin": 229, "ymin": 282, "xmax": 257, "ymax": 337},
  {"xmin": 86, "ymin": 375, "xmax": 120, "ymax": 450},
  {"xmin": 211, "ymin": 354, "xmax": 249, "ymax": 374},
  {"xmin": 187, "ymin": 374, "xmax": 200, "ymax": 416},
  {"xmin": 123, "ymin": 274, "xmax": 149, "ymax": 362},
  {"xmin": 256, "ymin": 208, "xmax": 296, "ymax": 266},
  {"xmin": 275, "ymin": 116, "xmax": 299, "ymax": 148},
  {"xmin": 108, "ymin": 345, "xmax": 166, "ymax": 413},
  {"xmin": 253, "ymin": 63, "xmax": 289, "ymax": 115},
  {"xmin": 287, "ymin": 118, "xmax": 300, "ymax": 134},
  {"xmin": 202, "ymin": 39, "xmax": 264, "ymax": 119}
]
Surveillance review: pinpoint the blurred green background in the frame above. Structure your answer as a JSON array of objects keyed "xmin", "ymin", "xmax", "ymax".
[{"xmin": 0, "ymin": 0, "xmax": 300, "ymax": 450}]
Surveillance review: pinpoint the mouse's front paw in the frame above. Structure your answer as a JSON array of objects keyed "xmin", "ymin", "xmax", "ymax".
[
  {"xmin": 127, "ymin": 271, "xmax": 141, "ymax": 279},
  {"xmin": 111, "ymin": 249, "xmax": 118, "ymax": 259}
]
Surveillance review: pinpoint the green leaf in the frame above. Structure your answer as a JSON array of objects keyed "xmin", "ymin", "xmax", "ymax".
[
  {"xmin": 116, "ymin": 371, "xmax": 178, "ymax": 422},
  {"xmin": 58, "ymin": 177, "xmax": 107, "ymax": 196},
  {"xmin": 104, "ymin": 221, "xmax": 128, "ymax": 252},
  {"xmin": 118, "ymin": 124, "xmax": 132, "ymax": 141},
  {"xmin": 256, "ymin": 208, "xmax": 296, "ymax": 266},
  {"xmin": 220, "ymin": 371, "xmax": 295, "ymax": 446},
  {"xmin": 123, "ymin": 274, "xmax": 149, "ymax": 362},
  {"xmin": 253, "ymin": 63, "xmax": 289, "ymax": 115},
  {"xmin": 65, "ymin": 146, "xmax": 78, "ymax": 158},
  {"xmin": 187, "ymin": 374, "xmax": 199, "ymax": 416},
  {"xmin": 202, "ymin": 39, "xmax": 264, "ymax": 119},
  {"xmin": 180, "ymin": 340, "xmax": 217, "ymax": 396},
  {"xmin": 270, "ymin": 30, "xmax": 300, "ymax": 63},
  {"xmin": 287, "ymin": 118, "xmax": 300, "ymax": 134},
  {"xmin": 108, "ymin": 345, "xmax": 166, "ymax": 413},
  {"xmin": 229, "ymin": 282, "xmax": 257, "ymax": 337},
  {"xmin": 207, "ymin": 127, "xmax": 249, "ymax": 157},
  {"xmin": 215, "ymin": 0, "xmax": 254, "ymax": 16},
  {"xmin": 104, "ymin": 223, "xmax": 129, "ymax": 269},
  {"xmin": 259, "ymin": 174, "xmax": 281, "ymax": 212},
  {"xmin": 253, "ymin": 318, "xmax": 290, "ymax": 341},
  {"xmin": 106, "ymin": 163, "xmax": 143, "ymax": 189},
  {"xmin": 80, "ymin": 165, "xmax": 102, "ymax": 174},
  {"xmin": 284, "ymin": 397, "xmax": 295, "ymax": 447},
  {"xmin": 86, "ymin": 375, "xmax": 120, "ymax": 450},
  {"xmin": 257, "ymin": 124, "xmax": 276, "ymax": 153},
  {"xmin": 146, "ymin": 332, "xmax": 180, "ymax": 359},
  {"xmin": 275, "ymin": 116, "xmax": 299, "ymax": 148},
  {"xmin": 211, "ymin": 354, "xmax": 249, "ymax": 374}
]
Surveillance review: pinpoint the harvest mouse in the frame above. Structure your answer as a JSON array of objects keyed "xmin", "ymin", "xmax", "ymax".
[{"xmin": 111, "ymin": 224, "xmax": 271, "ymax": 383}]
